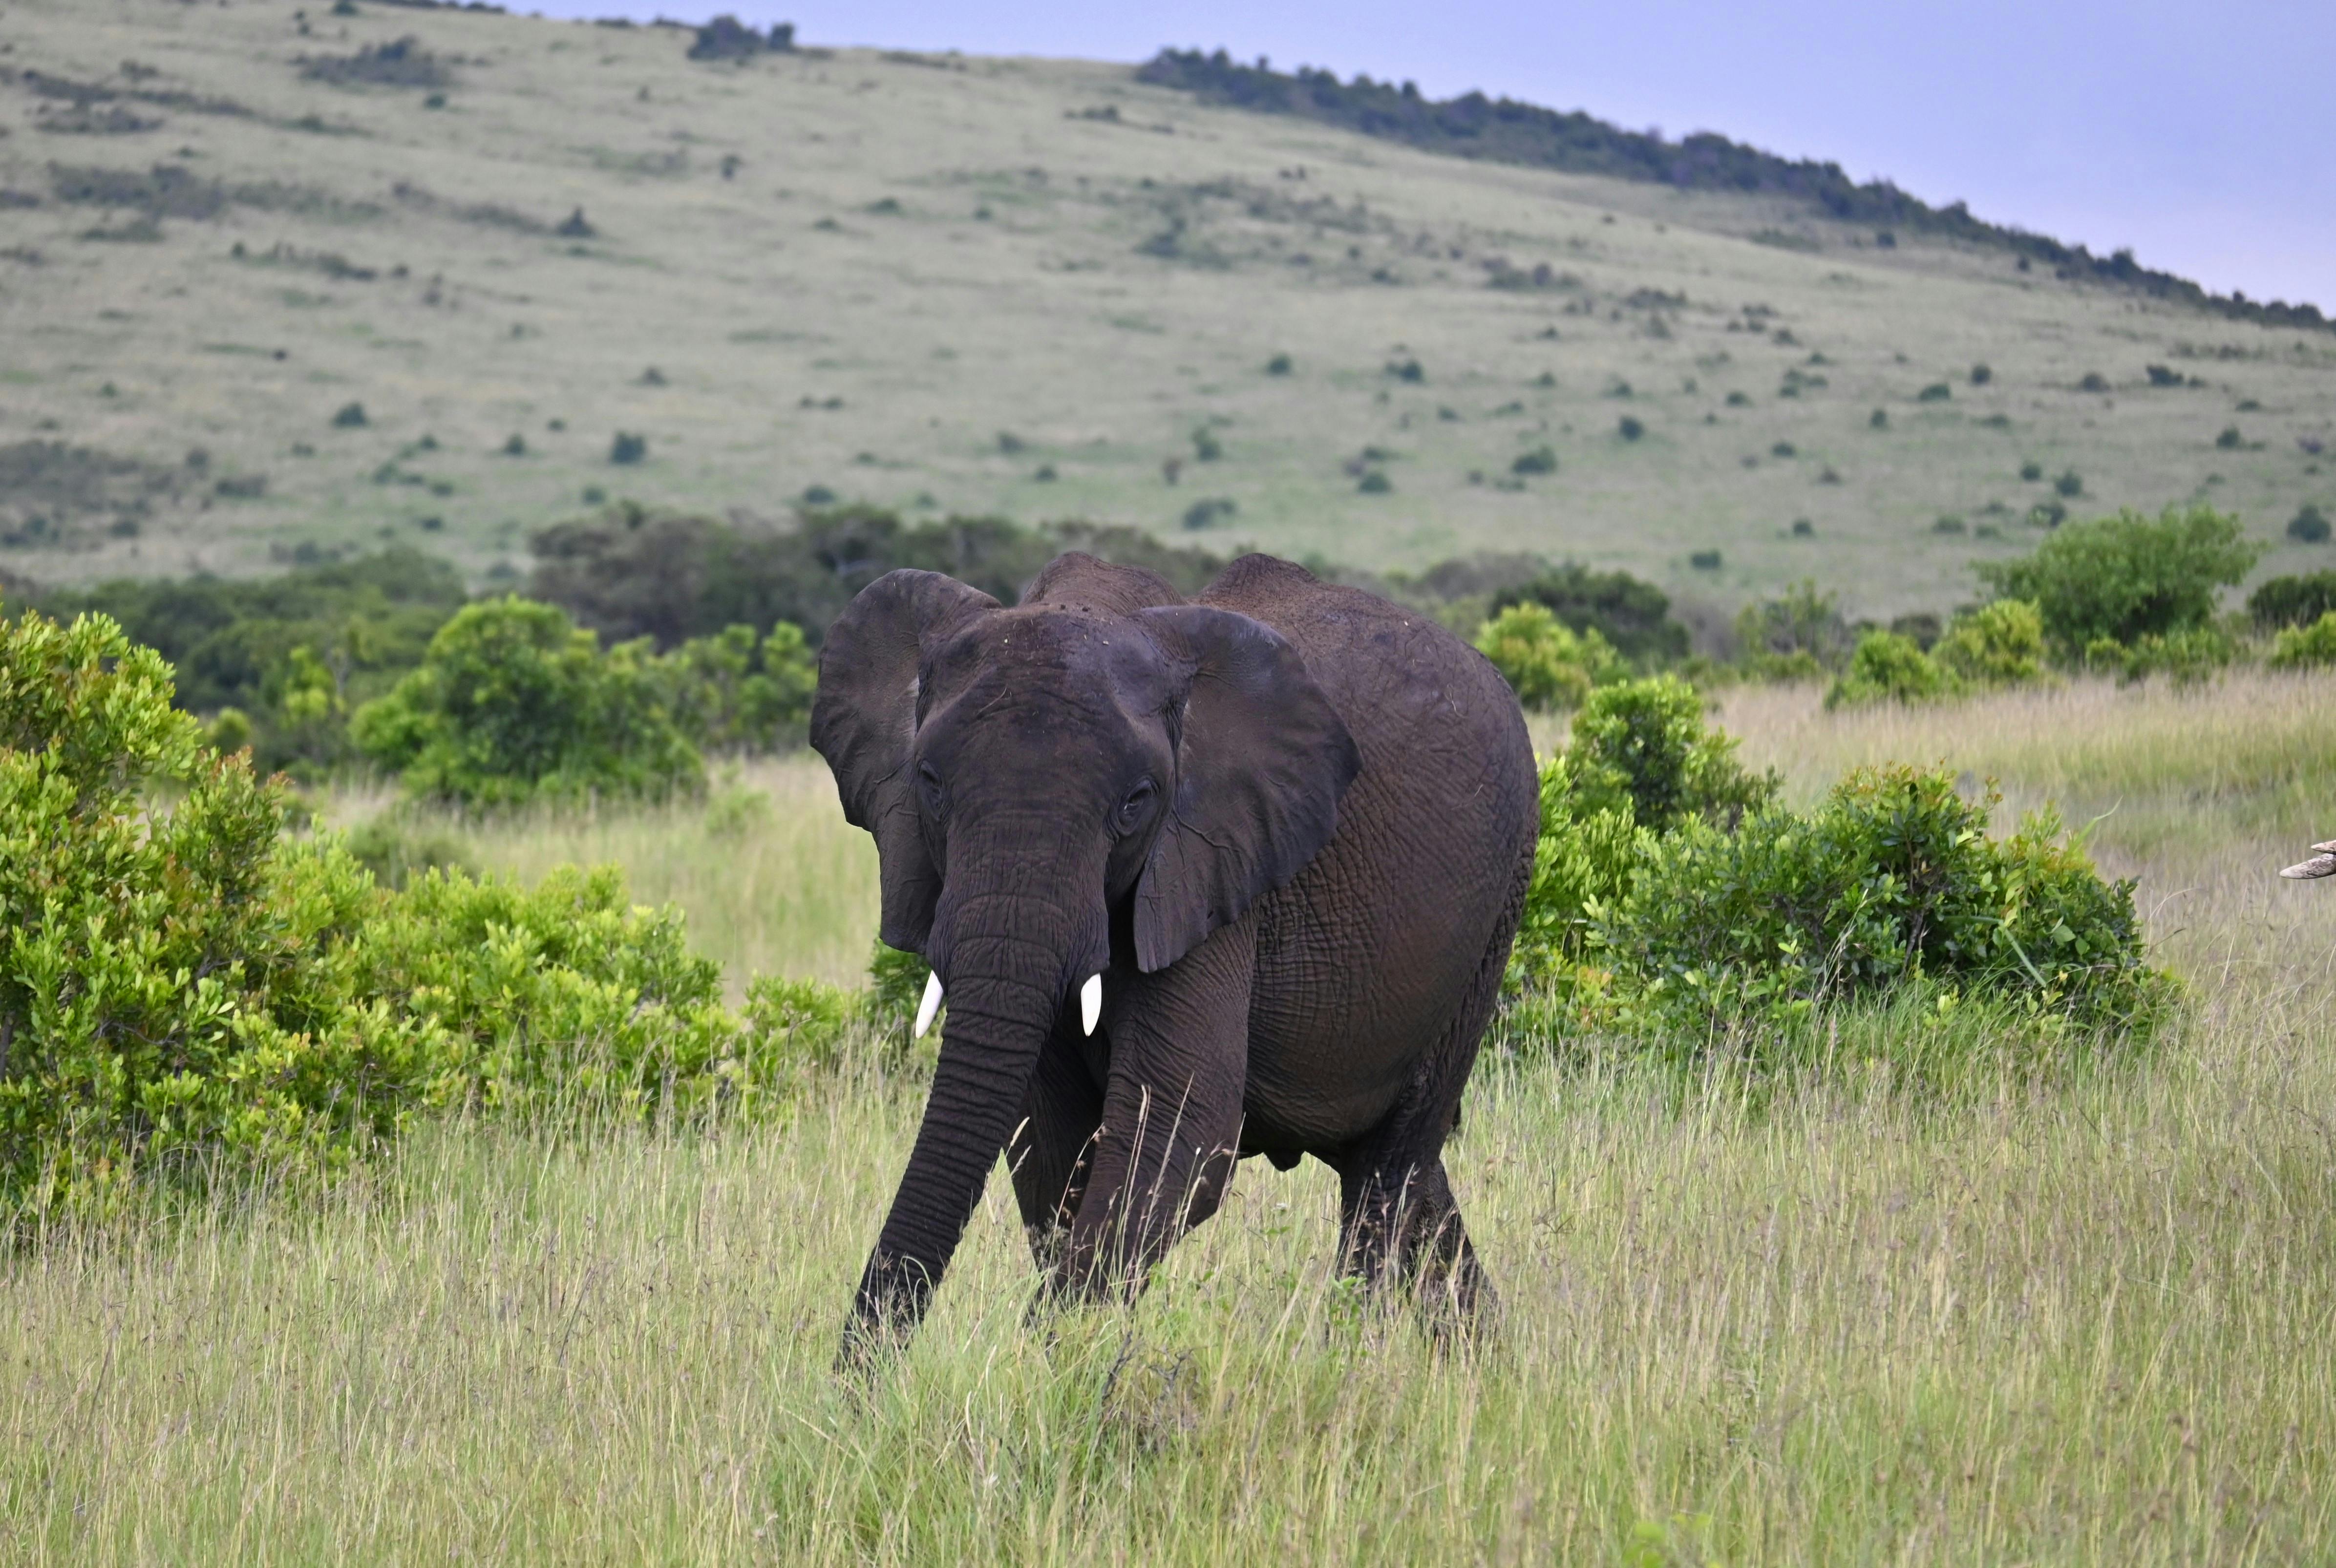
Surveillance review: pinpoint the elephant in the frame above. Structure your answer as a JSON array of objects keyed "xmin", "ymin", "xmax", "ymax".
[{"xmin": 809, "ymin": 550, "xmax": 1539, "ymax": 1363}]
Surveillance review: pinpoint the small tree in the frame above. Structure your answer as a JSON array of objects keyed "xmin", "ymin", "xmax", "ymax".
[
  {"xmin": 1825, "ymin": 630, "xmax": 1956, "ymax": 708},
  {"xmin": 1974, "ymin": 505, "xmax": 2260, "ymax": 656},
  {"xmin": 1564, "ymin": 675, "xmax": 1775, "ymax": 830},
  {"xmin": 1934, "ymin": 598, "xmax": 2046, "ymax": 687},
  {"xmin": 1474, "ymin": 602, "xmax": 1622, "ymax": 712},
  {"xmin": 351, "ymin": 597, "xmax": 702, "ymax": 806}
]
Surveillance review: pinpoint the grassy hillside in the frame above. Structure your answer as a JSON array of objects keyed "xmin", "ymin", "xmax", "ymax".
[{"xmin": 2, "ymin": 0, "xmax": 2332, "ymax": 622}]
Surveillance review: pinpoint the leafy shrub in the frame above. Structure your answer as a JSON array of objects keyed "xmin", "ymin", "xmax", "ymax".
[
  {"xmin": 1975, "ymin": 506, "xmax": 2259, "ymax": 657},
  {"xmin": 1181, "ymin": 497, "xmax": 1238, "ymax": 530},
  {"xmin": 2248, "ymin": 571, "xmax": 2336, "ymax": 629},
  {"xmin": 2287, "ymin": 505, "xmax": 2331, "ymax": 544},
  {"xmin": 1970, "ymin": 363, "xmax": 1993, "ymax": 385},
  {"xmin": 1474, "ymin": 602, "xmax": 1624, "ymax": 712},
  {"xmin": 351, "ymin": 597, "xmax": 703, "ymax": 806},
  {"xmin": 1737, "ymin": 579, "xmax": 1852, "ymax": 674},
  {"xmin": 1563, "ymin": 676, "xmax": 1776, "ymax": 831},
  {"xmin": 1385, "ymin": 358, "xmax": 1424, "ymax": 382},
  {"xmin": 1601, "ymin": 767, "xmax": 2171, "ymax": 1038},
  {"xmin": 1487, "ymin": 564, "xmax": 1689, "ymax": 665},
  {"xmin": 2215, "ymin": 426, "xmax": 2244, "ymax": 450},
  {"xmin": 1357, "ymin": 470, "xmax": 1392, "ymax": 494},
  {"xmin": 2269, "ymin": 612, "xmax": 2336, "ymax": 671},
  {"xmin": 1688, "ymin": 550, "xmax": 1722, "ymax": 572},
  {"xmin": 687, "ymin": 15, "xmax": 784, "ymax": 61},
  {"xmin": 300, "ymin": 37, "xmax": 452, "ymax": 89},
  {"xmin": 1934, "ymin": 598, "xmax": 2046, "ymax": 687},
  {"xmin": 1617, "ymin": 415, "xmax": 1645, "ymax": 441},
  {"xmin": 2078, "ymin": 372, "xmax": 2108, "ymax": 393},
  {"xmin": 2108, "ymin": 624, "xmax": 2236, "ymax": 686},
  {"xmin": 610, "ymin": 431, "xmax": 648, "ymax": 465},
  {"xmin": 1265, "ymin": 353, "xmax": 1293, "ymax": 375},
  {"xmin": 654, "ymin": 621, "xmax": 818, "ymax": 750},
  {"xmin": 1825, "ymin": 630, "xmax": 1956, "ymax": 708},
  {"xmin": 2053, "ymin": 469, "xmax": 2084, "ymax": 498},
  {"xmin": 1511, "ymin": 445, "xmax": 1557, "ymax": 476},
  {"xmin": 2019, "ymin": 460, "xmax": 2044, "ymax": 482},
  {"xmin": 1190, "ymin": 427, "xmax": 1223, "ymax": 462},
  {"xmin": 1869, "ymin": 408, "xmax": 1889, "ymax": 428},
  {"xmin": 332, "ymin": 402, "xmax": 367, "ymax": 428},
  {"xmin": 1917, "ymin": 383, "xmax": 1951, "ymax": 402},
  {"xmin": 0, "ymin": 608, "xmax": 862, "ymax": 1226}
]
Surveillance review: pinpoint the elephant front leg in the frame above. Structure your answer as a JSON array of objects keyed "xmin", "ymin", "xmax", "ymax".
[
  {"xmin": 1005, "ymin": 1014, "xmax": 1106, "ymax": 1277},
  {"xmin": 1055, "ymin": 918, "xmax": 1254, "ymax": 1305}
]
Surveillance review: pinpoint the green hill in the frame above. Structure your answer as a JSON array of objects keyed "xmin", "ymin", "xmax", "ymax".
[{"xmin": 2, "ymin": 0, "xmax": 2331, "ymax": 623}]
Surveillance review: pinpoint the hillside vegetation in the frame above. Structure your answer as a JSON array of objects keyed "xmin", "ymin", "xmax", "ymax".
[{"xmin": 0, "ymin": 0, "xmax": 2331, "ymax": 623}]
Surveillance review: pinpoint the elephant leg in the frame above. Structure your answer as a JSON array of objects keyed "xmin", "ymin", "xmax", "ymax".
[
  {"xmin": 1328, "ymin": 850, "xmax": 1523, "ymax": 1329},
  {"xmin": 1055, "ymin": 917, "xmax": 1254, "ymax": 1305},
  {"xmin": 1004, "ymin": 1013, "xmax": 1105, "ymax": 1275}
]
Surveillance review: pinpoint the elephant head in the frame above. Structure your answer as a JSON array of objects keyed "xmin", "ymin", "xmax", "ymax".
[{"xmin": 810, "ymin": 553, "xmax": 1359, "ymax": 1357}]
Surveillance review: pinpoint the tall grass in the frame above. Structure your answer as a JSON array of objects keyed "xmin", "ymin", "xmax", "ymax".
[
  {"xmin": 10, "ymin": 678, "xmax": 2336, "ymax": 1561},
  {"xmin": 332, "ymin": 757, "xmax": 880, "ymax": 992}
]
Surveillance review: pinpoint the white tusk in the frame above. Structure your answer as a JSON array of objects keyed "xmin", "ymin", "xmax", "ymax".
[
  {"xmin": 1080, "ymin": 973, "xmax": 1103, "ymax": 1037},
  {"xmin": 913, "ymin": 971, "xmax": 944, "ymax": 1039}
]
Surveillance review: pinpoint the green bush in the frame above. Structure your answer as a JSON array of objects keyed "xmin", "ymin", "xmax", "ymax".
[
  {"xmin": 2250, "ymin": 571, "xmax": 2336, "ymax": 629},
  {"xmin": 654, "ymin": 621, "xmax": 818, "ymax": 751},
  {"xmin": 1825, "ymin": 630, "xmax": 1957, "ymax": 708},
  {"xmin": 1974, "ymin": 506, "xmax": 2260, "ymax": 657},
  {"xmin": 1737, "ymin": 579, "xmax": 1852, "ymax": 674},
  {"xmin": 1487, "ymin": 564, "xmax": 1689, "ymax": 665},
  {"xmin": 1933, "ymin": 598, "xmax": 2047, "ymax": 687},
  {"xmin": 2288, "ymin": 505, "xmax": 2331, "ymax": 544},
  {"xmin": 1473, "ymin": 602, "xmax": 1624, "ymax": 712},
  {"xmin": 0, "ymin": 608, "xmax": 860, "ymax": 1226},
  {"xmin": 2089, "ymin": 623, "xmax": 2236, "ymax": 686},
  {"xmin": 1563, "ymin": 675, "xmax": 1776, "ymax": 831},
  {"xmin": 1601, "ymin": 767, "xmax": 2171, "ymax": 1038},
  {"xmin": 2268, "ymin": 612, "xmax": 2336, "ymax": 671},
  {"xmin": 352, "ymin": 597, "xmax": 703, "ymax": 807}
]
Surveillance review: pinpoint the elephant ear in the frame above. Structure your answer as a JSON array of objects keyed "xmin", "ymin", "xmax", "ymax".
[
  {"xmin": 810, "ymin": 569, "xmax": 999, "ymax": 954},
  {"xmin": 1130, "ymin": 605, "xmax": 1360, "ymax": 973}
]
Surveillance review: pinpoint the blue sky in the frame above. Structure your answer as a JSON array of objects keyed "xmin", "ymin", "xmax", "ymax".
[{"xmin": 520, "ymin": 1, "xmax": 2332, "ymax": 311}]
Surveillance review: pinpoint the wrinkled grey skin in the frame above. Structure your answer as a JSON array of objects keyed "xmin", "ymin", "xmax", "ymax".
[{"xmin": 811, "ymin": 551, "xmax": 1537, "ymax": 1365}]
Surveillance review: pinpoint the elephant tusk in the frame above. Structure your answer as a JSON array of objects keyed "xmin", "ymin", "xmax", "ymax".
[
  {"xmin": 1080, "ymin": 974, "xmax": 1103, "ymax": 1037},
  {"xmin": 913, "ymin": 971, "xmax": 944, "ymax": 1039}
]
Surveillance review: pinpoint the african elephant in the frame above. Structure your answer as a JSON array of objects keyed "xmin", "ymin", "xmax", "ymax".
[{"xmin": 810, "ymin": 551, "xmax": 1538, "ymax": 1362}]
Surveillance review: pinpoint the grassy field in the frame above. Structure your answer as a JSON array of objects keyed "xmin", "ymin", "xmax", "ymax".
[
  {"xmin": 6, "ymin": 673, "xmax": 2336, "ymax": 1563},
  {"xmin": 4, "ymin": 0, "xmax": 2334, "ymax": 623}
]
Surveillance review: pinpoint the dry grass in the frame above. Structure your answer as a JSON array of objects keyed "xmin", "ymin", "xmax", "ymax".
[{"xmin": 10, "ymin": 678, "xmax": 2336, "ymax": 1562}]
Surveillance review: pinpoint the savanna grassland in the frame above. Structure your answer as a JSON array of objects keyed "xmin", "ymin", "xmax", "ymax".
[
  {"xmin": 3, "ymin": 0, "xmax": 2334, "ymax": 624},
  {"xmin": 6, "ymin": 674, "xmax": 2336, "ymax": 1564}
]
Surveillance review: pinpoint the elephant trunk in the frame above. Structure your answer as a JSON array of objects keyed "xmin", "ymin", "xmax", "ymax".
[{"xmin": 840, "ymin": 843, "xmax": 1106, "ymax": 1367}]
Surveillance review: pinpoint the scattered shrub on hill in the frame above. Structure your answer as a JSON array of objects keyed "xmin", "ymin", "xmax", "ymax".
[
  {"xmin": 1917, "ymin": 383, "xmax": 1952, "ymax": 402},
  {"xmin": 1975, "ymin": 505, "xmax": 2259, "ymax": 657},
  {"xmin": 1511, "ymin": 445, "xmax": 1557, "ymax": 476},
  {"xmin": 1971, "ymin": 363, "xmax": 1993, "ymax": 385},
  {"xmin": 609, "ymin": 431, "xmax": 648, "ymax": 465},
  {"xmin": 687, "ymin": 15, "xmax": 794, "ymax": 60},
  {"xmin": 2054, "ymin": 469, "xmax": 2084, "ymax": 498},
  {"xmin": 1825, "ymin": 630, "xmax": 1956, "ymax": 708},
  {"xmin": 332, "ymin": 402, "xmax": 367, "ymax": 428},
  {"xmin": 1617, "ymin": 415, "xmax": 1646, "ymax": 441},
  {"xmin": 1487, "ymin": 564, "xmax": 1690, "ymax": 666},
  {"xmin": 299, "ymin": 37, "xmax": 453, "ymax": 90},
  {"xmin": 2248, "ymin": 571, "xmax": 2336, "ymax": 629},
  {"xmin": 1265, "ymin": 353, "xmax": 1293, "ymax": 375},
  {"xmin": 2268, "ymin": 613, "xmax": 2336, "ymax": 671},
  {"xmin": 0, "ymin": 607, "xmax": 862, "ymax": 1226},
  {"xmin": 1473, "ymin": 602, "xmax": 1624, "ymax": 712},
  {"xmin": 2287, "ymin": 505, "xmax": 2331, "ymax": 544},
  {"xmin": 351, "ymin": 597, "xmax": 703, "ymax": 806}
]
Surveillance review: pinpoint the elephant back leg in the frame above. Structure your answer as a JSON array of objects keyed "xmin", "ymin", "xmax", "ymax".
[{"xmin": 1325, "ymin": 835, "xmax": 1528, "ymax": 1328}]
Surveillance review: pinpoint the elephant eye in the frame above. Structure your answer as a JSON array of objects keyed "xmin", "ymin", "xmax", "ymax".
[
  {"xmin": 1114, "ymin": 778, "xmax": 1158, "ymax": 834},
  {"xmin": 917, "ymin": 761, "xmax": 947, "ymax": 815}
]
